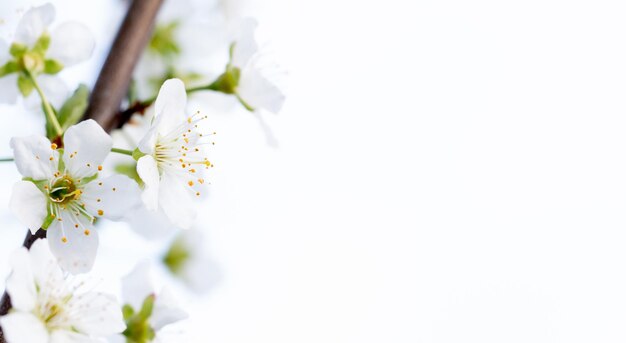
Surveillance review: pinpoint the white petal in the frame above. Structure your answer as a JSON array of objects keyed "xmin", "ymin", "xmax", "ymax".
[
  {"xmin": 70, "ymin": 293, "xmax": 125, "ymax": 336},
  {"xmin": 63, "ymin": 119, "xmax": 113, "ymax": 179},
  {"xmin": 10, "ymin": 135, "xmax": 57, "ymax": 180},
  {"xmin": 154, "ymin": 78, "xmax": 187, "ymax": 134},
  {"xmin": 47, "ymin": 212, "xmax": 98, "ymax": 274},
  {"xmin": 0, "ymin": 73, "xmax": 19, "ymax": 104},
  {"xmin": 0, "ymin": 312, "xmax": 49, "ymax": 343},
  {"xmin": 5, "ymin": 247, "xmax": 36, "ymax": 312},
  {"xmin": 136, "ymin": 117, "xmax": 159, "ymax": 155},
  {"xmin": 49, "ymin": 330, "xmax": 103, "ymax": 343},
  {"xmin": 47, "ymin": 22, "xmax": 95, "ymax": 67},
  {"xmin": 121, "ymin": 262, "xmax": 156, "ymax": 310},
  {"xmin": 28, "ymin": 238, "xmax": 64, "ymax": 289},
  {"xmin": 231, "ymin": 18, "xmax": 259, "ymax": 68},
  {"xmin": 125, "ymin": 206, "xmax": 177, "ymax": 240},
  {"xmin": 14, "ymin": 3, "xmax": 55, "ymax": 46},
  {"xmin": 36, "ymin": 74, "xmax": 69, "ymax": 109},
  {"xmin": 0, "ymin": 39, "xmax": 9, "ymax": 65},
  {"xmin": 150, "ymin": 287, "xmax": 188, "ymax": 330},
  {"xmin": 159, "ymin": 173, "xmax": 196, "ymax": 229},
  {"xmin": 137, "ymin": 155, "xmax": 160, "ymax": 211},
  {"xmin": 9, "ymin": 181, "xmax": 47, "ymax": 234},
  {"xmin": 81, "ymin": 175, "xmax": 140, "ymax": 221},
  {"xmin": 181, "ymin": 255, "xmax": 221, "ymax": 294},
  {"xmin": 238, "ymin": 67, "xmax": 285, "ymax": 114}
]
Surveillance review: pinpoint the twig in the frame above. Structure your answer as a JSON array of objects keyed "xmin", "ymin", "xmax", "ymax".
[{"xmin": 0, "ymin": 0, "xmax": 163, "ymax": 339}]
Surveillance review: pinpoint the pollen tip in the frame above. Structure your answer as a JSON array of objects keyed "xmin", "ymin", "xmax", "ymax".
[
  {"xmin": 51, "ymin": 143, "xmax": 57, "ymax": 150},
  {"xmin": 97, "ymin": 209, "xmax": 104, "ymax": 216},
  {"xmin": 98, "ymin": 165, "xmax": 103, "ymax": 171},
  {"xmin": 61, "ymin": 237, "xmax": 67, "ymax": 243},
  {"xmin": 84, "ymin": 229, "xmax": 90, "ymax": 236}
]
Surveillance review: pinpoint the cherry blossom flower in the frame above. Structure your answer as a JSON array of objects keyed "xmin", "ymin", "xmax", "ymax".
[
  {"xmin": 223, "ymin": 18, "xmax": 285, "ymax": 114},
  {"xmin": 9, "ymin": 119, "xmax": 140, "ymax": 273},
  {"xmin": 109, "ymin": 262, "xmax": 188, "ymax": 342},
  {"xmin": 162, "ymin": 228, "xmax": 221, "ymax": 293},
  {"xmin": 0, "ymin": 239, "xmax": 125, "ymax": 343},
  {"xmin": 0, "ymin": 3, "xmax": 95, "ymax": 107},
  {"xmin": 135, "ymin": 78, "xmax": 213, "ymax": 230}
]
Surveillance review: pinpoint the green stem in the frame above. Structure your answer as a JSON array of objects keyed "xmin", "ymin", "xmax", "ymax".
[
  {"xmin": 0, "ymin": 157, "xmax": 14, "ymax": 162},
  {"xmin": 111, "ymin": 147, "xmax": 134, "ymax": 156},
  {"xmin": 26, "ymin": 70, "xmax": 63, "ymax": 137}
]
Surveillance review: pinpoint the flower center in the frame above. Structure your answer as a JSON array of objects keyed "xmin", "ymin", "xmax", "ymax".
[{"xmin": 48, "ymin": 176, "xmax": 80, "ymax": 205}]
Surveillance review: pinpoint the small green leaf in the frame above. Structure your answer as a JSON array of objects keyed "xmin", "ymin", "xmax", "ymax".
[
  {"xmin": 43, "ymin": 59, "xmax": 64, "ymax": 74},
  {"xmin": 58, "ymin": 84, "xmax": 89, "ymax": 130},
  {"xmin": 17, "ymin": 74, "xmax": 34, "ymax": 97},
  {"xmin": 9, "ymin": 43, "xmax": 27, "ymax": 57}
]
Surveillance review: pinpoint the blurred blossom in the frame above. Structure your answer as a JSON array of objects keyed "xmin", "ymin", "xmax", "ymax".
[
  {"xmin": 163, "ymin": 228, "xmax": 221, "ymax": 293},
  {"xmin": 0, "ymin": 239, "xmax": 125, "ymax": 343}
]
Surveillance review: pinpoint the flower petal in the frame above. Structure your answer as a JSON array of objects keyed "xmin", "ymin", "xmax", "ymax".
[
  {"xmin": 47, "ymin": 22, "xmax": 95, "ymax": 67},
  {"xmin": 159, "ymin": 172, "xmax": 196, "ymax": 229},
  {"xmin": 154, "ymin": 78, "xmax": 187, "ymax": 134},
  {"xmin": 10, "ymin": 135, "xmax": 57, "ymax": 180},
  {"xmin": 9, "ymin": 181, "xmax": 48, "ymax": 234},
  {"xmin": 14, "ymin": 3, "xmax": 55, "ymax": 46},
  {"xmin": 49, "ymin": 330, "xmax": 101, "ymax": 343},
  {"xmin": 82, "ymin": 174, "xmax": 141, "ymax": 221},
  {"xmin": 0, "ymin": 312, "xmax": 49, "ymax": 343},
  {"xmin": 5, "ymin": 247, "xmax": 36, "ymax": 312},
  {"xmin": 136, "ymin": 155, "xmax": 160, "ymax": 211},
  {"xmin": 125, "ymin": 206, "xmax": 177, "ymax": 240},
  {"xmin": 231, "ymin": 18, "xmax": 259, "ymax": 68},
  {"xmin": 28, "ymin": 238, "xmax": 64, "ymax": 289},
  {"xmin": 0, "ymin": 73, "xmax": 19, "ymax": 104},
  {"xmin": 70, "ymin": 293, "xmax": 125, "ymax": 336},
  {"xmin": 150, "ymin": 287, "xmax": 188, "ymax": 330},
  {"xmin": 121, "ymin": 262, "xmax": 155, "ymax": 310},
  {"xmin": 47, "ymin": 212, "xmax": 98, "ymax": 274},
  {"xmin": 238, "ymin": 67, "xmax": 285, "ymax": 114},
  {"xmin": 63, "ymin": 119, "xmax": 112, "ymax": 179}
]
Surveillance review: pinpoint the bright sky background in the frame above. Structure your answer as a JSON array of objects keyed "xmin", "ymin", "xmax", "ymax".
[{"xmin": 2, "ymin": 0, "xmax": 626, "ymax": 342}]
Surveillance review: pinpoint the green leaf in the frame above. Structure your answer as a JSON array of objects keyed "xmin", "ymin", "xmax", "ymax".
[
  {"xmin": 9, "ymin": 43, "xmax": 27, "ymax": 57},
  {"xmin": 43, "ymin": 59, "xmax": 63, "ymax": 74},
  {"xmin": 58, "ymin": 84, "xmax": 89, "ymax": 130},
  {"xmin": 17, "ymin": 74, "xmax": 34, "ymax": 97}
]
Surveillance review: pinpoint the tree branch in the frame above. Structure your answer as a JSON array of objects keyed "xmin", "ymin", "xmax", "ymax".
[{"xmin": 0, "ymin": 0, "xmax": 163, "ymax": 339}]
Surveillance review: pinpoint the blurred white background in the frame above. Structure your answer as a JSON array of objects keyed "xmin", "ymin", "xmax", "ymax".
[{"xmin": 2, "ymin": 0, "xmax": 626, "ymax": 342}]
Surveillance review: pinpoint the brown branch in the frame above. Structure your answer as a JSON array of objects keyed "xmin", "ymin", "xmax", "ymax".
[{"xmin": 0, "ymin": 0, "xmax": 163, "ymax": 340}]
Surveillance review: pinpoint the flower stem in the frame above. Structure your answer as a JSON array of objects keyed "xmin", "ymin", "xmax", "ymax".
[
  {"xmin": 0, "ymin": 158, "xmax": 14, "ymax": 162},
  {"xmin": 26, "ymin": 71, "xmax": 63, "ymax": 137},
  {"xmin": 111, "ymin": 147, "xmax": 135, "ymax": 156}
]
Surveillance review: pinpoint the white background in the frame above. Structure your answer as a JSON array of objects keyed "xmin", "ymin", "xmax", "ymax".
[{"xmin": 1, "ymin": 0, "xmax": 626, "ymax": 342}]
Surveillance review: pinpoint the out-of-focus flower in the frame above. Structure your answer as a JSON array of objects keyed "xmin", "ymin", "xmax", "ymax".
[
  {"xmin": 0, "ymin": 2, "xmax": 94, "ymax": 107},
  {"xmin": 0, "ymin": 239, "xmax": 126, "ymax": 343},
  {"xmin": 112, "ymin": 262, "xmax": 188, "ymax": 342},
  {"xmin": 135, "ymin": 79, "xmax": 213, "ymax": 230},
  {"xmin": 163, "ymin": 228, "xmax": 221, "ymax": 293},
  {"xmin": 9, "ymin": 120, "xmax": 140, "ymax": 273},
  {"xmin": 211, "ymin": 18, "xmax": 285, "ymax": 114}
]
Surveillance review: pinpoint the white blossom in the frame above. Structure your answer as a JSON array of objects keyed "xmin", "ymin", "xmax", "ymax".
[
  {"xmin": 9, "ymin": 120, "xmax": 140, "ymax": 274},
  {"xmin": 0, "ymin": 239, "xmax": 125, "ymax": 343},
  {"xmin": 163, "ymin": 228, "xmax": 221, "ymax": 293},
  {"xmin": 0, "ymin": 3, "xmax": 94, "ymax": 107},
  {"xmin": 135, "ymin": 78, "xmax": 213, "ymax": 230}
]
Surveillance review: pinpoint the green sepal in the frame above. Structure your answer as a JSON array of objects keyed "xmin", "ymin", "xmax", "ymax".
[
  {"xmin": 0, "ymin": 61, "xmax": 19, "ymax": 77},
  {"xmin": 163, "ymin": 236, "xmax": 191, "ymax": 275},
  {"xmin": 32, "ymin": 32, "xmax": 50, "ymax": 55},
  {"xmin": 122, "ymin": 304, "xmax": 135, "ymax": 321},
  {"xmin": 149, "ymin": 21, "xmax": 181, "ymax": 58},
  {"xmin": 132, "ymin": 148, "xmax": 146, "ymax": 161},
  {"xmin": 9, "ymin": 43, "xmax": 27, "ymax": 58},
  {"xmin": 57, "ymin": 84, "xmax": 89, "ymax": 130},
  {"xmin": 17, "ymin": 74, "xmax": 34, "ymax": 97},
  {"xmin": 115, "ymin": 163, "xmax": 142, "ymax": 186},
  {"xmin": 122, "ymin": 295, "xmax": 157, "ymax": 343},
  {"xmin": 44, "ymin": 59, "xmax": 64, "ymax": 74}
]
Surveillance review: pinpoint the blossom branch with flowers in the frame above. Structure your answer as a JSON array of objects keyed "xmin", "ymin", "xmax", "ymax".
[{"xmin": 0, "ymin": 0, "xmax": 285, "ymax": 342}]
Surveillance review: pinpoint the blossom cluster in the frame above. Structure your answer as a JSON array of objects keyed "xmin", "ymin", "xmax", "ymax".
[{"xmin": 0, "ymin": 1, "xmax": 284, "ymax": 342}]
